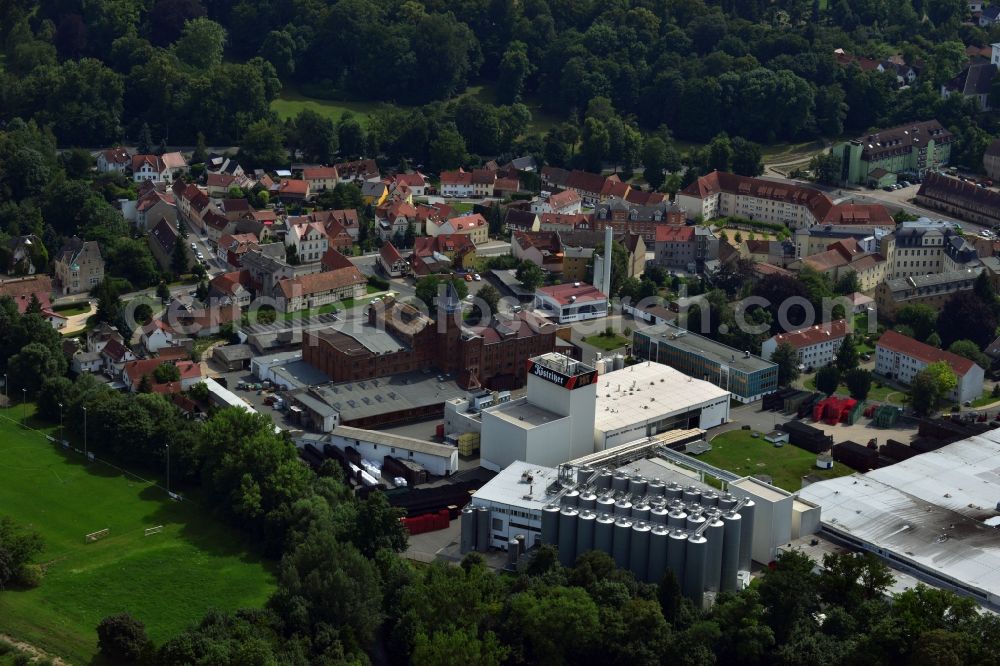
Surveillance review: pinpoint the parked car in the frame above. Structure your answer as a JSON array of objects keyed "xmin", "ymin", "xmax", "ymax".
[
  {"xmin": 473, "ymin": 273, "xmax": 481, "ymax": 281},
  {"xmin": 464, "ymin": 273, "xmax": 473, "ymax": 281},
  {"xmin": 190, "ymin": 242, "xmax": 197, "ymax": 249}
]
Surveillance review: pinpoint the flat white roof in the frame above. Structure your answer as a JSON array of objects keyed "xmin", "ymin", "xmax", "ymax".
[
  {"xmin": 594, "ymin": 362, "xmax": 730, "ymax": 434},
  {"xmin": 799, "ymin": 429, "xmax": 1000, "ymax": 605},
  {"xmin": 486, "ymin": 397, "xmax": 568, "ymax": 429},
  {"xmin": 472, "ymin": 460, "xmax": 562, "ymax": 510}
]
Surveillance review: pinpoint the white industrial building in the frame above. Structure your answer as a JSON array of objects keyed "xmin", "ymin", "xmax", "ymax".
[
  {"xmin": 324, "ymin": 425, "xmax": 458, "ymax": 476},
  {"xmin": 799, "ymin": 430, "xmax": 1000, "ymax": 611},
  {"xmin": 594, "ymin": 362, "xmax": 730, "ymax": 450},
  {"xmin": 480, "ymin": 354, "xmax": 598, "ymax": 472},
  {"xmin": 477, "ymin": 353, "xmax": 732, "ymax": 472}
]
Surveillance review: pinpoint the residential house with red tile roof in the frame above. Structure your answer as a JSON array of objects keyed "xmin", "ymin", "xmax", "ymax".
[
  {"xmin": 270, "ymin": 179, "xmax": 310, "ymax": 202},
  {"xmin": 54, "ymin": 238, "xmax": 104, "ymax": 295},
  {"xmin": 761, "ymin": 320, "xmax": 850, "ymax": 369},
  {"xmin": 471, "ymin": 168, "xmax": 496, "ymax": 197},
  {"xmin": 136, "ymin": 188, "xmax": 177, "ymax": 231},
  {"xmin": 392, "ymin": 171, "xmax": 429, "ymax": 196},
  {"xmin": 286, "ymin": 219, "xmax": 328, "ymax": 263},
  {"xmin": 333, "ymin": 159, "xmax": 379, "ymax": 183},
  {"xmin": 0, "ymin": 275, "xmax": 52, "ymax": 314},
  {"xmin": 678, "ymin": 171, "xmax": 834, "ymax": 229},
  {"xmin": 410, "ymin": 235, "xmax": 477, "ymax": 275},
  {"xmin": 531, "ymin": 189, "xmax": 583, "ymax": 215},
  {"xmin": 378, "ymin": 241, "xmax": 408, "ymax": 277},
  {"xmin": 274, "ymin": 261, "xmax": 366, "ymax": 313},
  {"xmin": 440, "ymin": 169, "xmax": 475, "ymax": 198},
  {"xmin": 375, "ymin": 200, "xmax": 419, "ymax": 240},
  {"xmin": 512, "ymin": 231, "xmax": 563, "ymax": 273},
  {"xmin": 98, "ymin": 147, "xmax": 131, "ymax": 173},
  {"xmin": 148, "ymin": 218, "xmax": 185, "ymax": 271},
  {"xmin": 122, "ymin": 358, "xmax": 202, "ymax": 394},
  {"xmin": 794, "ymin": 238, "xmax": 888, "ymax": 291},
  {"xmin": 544, "ymin": 169, "xmax": 631, "ymax": 206},
  {"xmin": 875, "ymin": 329, "xmax": 984, "ymax": 403},
  {"xmin": 594, "ymin": 196, "xmax": 687, "ymax": 242},
  {"xmin": 538, "ymin": 213, "xmax": 593, "ymax": 233},
  {"xmin": 303, "ymin": 166, "xmax": 339, "ymax": 192},
  {"xmin": 216, "ymin": 233, "xmax": 260, "ymax": 268},
  {"xmin": 131, "ymin": 154, "xmax": 170, "ymax": 183},
  {"xmin": 100, "ymin": 337, "xmax": 136, "ymax": 378},
  {"xmin": 427, "ymin": 213, "xmax": 489, "ymax": 245},
  {"xmin": 209, "ymin": 271, "xmax": 252, "ymax": 307}
]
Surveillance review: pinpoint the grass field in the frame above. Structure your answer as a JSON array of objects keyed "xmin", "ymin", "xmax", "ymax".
[
  {"xmin": 694, "ymin": 430, "xmax": 853, "ymax": 491},
  {"xmin": 582, "ymin": 333, "xmax": 630, "ymax": 351},
  {"xmin": 0, "ymin": 407, "xmax": 276, "ymax": 664},
  {"xmin": 271, "ymin": 82, "xmax": 561, "ymax": 135}
]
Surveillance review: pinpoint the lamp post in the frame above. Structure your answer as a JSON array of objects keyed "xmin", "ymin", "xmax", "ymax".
[
  {"xmin": 82, "ymin": 406, "xmax": 88, "ymax": 463},
  {"xmin": 21, "ymin": 388, "xmax": 26, "ymax": 424},
  {"xmin": 165, "ymin": 444, "xmax": 170, "ymax": 495},
  {"xmin": 2, "ymin": 373, "xmax": 6, "ymax": 408},
  {"xmin": 58, "ymin": 402, "xmax": 63, "ymax": 444}
]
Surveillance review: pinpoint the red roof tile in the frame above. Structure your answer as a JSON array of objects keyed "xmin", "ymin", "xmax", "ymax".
[
  {"xmin": 536, "ymin": 282, "xmax": 606, "ymax": 306},
  {"xmin": 770, "ymin": 320, "xmax": 849, "ymax": 349},
  {"xmin": 877, "ymin": 330, "xmax": 977, "ymax": 376},
  {"xmin": 682, "ymin": 172, "xmax": 834, "ymax": 221}
]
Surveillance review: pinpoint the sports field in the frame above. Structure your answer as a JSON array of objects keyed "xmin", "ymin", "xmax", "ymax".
[
  {"xmin": 694, "ymin": 430, "xmax": 853, "ymax": 491},
  {"xmin": 0, "ymin": 407, "xmax": 276, "ymax": 664}
]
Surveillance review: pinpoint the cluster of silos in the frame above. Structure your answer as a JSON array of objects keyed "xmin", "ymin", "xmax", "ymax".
[
  {"xmin": 460, "ymin": 506, "xmax": 493, "ymax": 555},
  {"xmin": 539, "ymin": 473, "xmax": 755, "ymax": 607}
]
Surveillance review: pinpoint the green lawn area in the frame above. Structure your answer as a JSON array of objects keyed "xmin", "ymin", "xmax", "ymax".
[
  {"xmin": 0, "ymin": 407, "xmax": 276, "ymax": 664},
  {"xmin": 583, "ymin": 333, "xmax": 630, "ymax": 351},
  {"xmin": 970, "ymin": 391, "xmax": 1000, "ymax": 408},
  {"xmin": 695, "ymin": 430, "xmax": 853, "ymax": 492},
  {"xmin": 271, "ymin": 81, "xmax": 561, "ymax": 136},
  {"xmin": 803, "ymin": 375, "xmax": 907, "ymax": 406},
  {"xmin": 51, "ymin": 302, "xmax": 91, "ymax": 316},
  {"xmin": 282, "ymin": 287, "xmax": 386, "ymax": 320},
  {"xmin": 449, "ymin": 202, "xmax": 475, "ymax": 214}
]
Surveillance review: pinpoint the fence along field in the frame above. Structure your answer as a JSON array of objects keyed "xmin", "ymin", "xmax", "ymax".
[{"xmin": 0, "ymin": 408, "xmax": 276, "ymax": 664}]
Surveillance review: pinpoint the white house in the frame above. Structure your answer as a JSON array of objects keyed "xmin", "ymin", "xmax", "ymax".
[
  {"xmin": 875, "ymin": 330, "xmax": 984, "ymax": 404},
  {"xmin": 440, "ymin": 169, "xmax": 474, "ymax": 198},
  {"xmin": 761, "ymin": 320, "xmax": 850, "ymax": 371},
  {"xmin": 286, "ymin": 221, "xmax": 329, "ymax": 263},
  {"xmin": 97, "ymin": 147, "xmax": 130, "ymax": 173},
  {"xmin": 534, "ymin": 283, "xmax": 609, "ymax": 323},
  {"xmin": 378, "ymin": 242, "xmax": 408, "ymax": 277},
  {"xmin": 141, "ymin": 319, "xmax": 177, "ymax": 353}
]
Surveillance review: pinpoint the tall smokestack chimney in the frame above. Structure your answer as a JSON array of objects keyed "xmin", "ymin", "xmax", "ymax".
[{"xmin": 602, "ymin": 225, "xmax": 613, "ymax": 295}]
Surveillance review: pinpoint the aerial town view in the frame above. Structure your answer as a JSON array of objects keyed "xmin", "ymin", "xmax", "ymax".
[{"xmin": 5, "ymin": 1, "xmax": 1000, "ymax": 664}]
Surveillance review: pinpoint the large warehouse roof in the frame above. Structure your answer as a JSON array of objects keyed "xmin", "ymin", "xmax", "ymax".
[
  {"xmin": 594, "ymin": 362, "xmax": 730, "ymax": 433},
  {"xmin": 799, "ymin": 430, "xmax": 1000, "ymax": 607}
]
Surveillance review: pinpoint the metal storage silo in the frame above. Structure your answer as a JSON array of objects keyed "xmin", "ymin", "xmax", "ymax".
[
  {"xmin": 594, "ymin": 513, "xmax": 615, "ymax": 555},
  {"xmin": 576, "ymin": 509, "xmax": 596, "ymax": 556},
  {"xmin": 666, "ymin": 529, "xmax": 688, "ymax": 582},
  {"xmin": 682, "ymin": 486, "xmax": 700, "ymax": 504},
  {"xmin": 596, "ymin": 469, "xmax": 613, "ymax": 491},
  {"xmin": 632, "ymin": 502, "xmax": 651, "ymax": 523},
  {"xmin": 650, "ymin": 505, "xmax": 669, "ymax": 525},
  {"xmin": 647, "ymin": 478, "xmax": 665, "ymax": 498},
  {"xmin": 738, "ymin": 500, "xmax": 755, "ymax": 571},
  {"xmin": 613, "ymin": 498, "xmax": 633, "ymax": 517},
  {"xmin": 684, "ymin": 535, "xmax": 708, "ymax": 607},
  {"xmin": 685, "ymin": 511, "xmax": 706, "ymax": 533},
  {"xmin": 700, "ymin": 491, "xmax": 719, "ymax": 508},
  {"xmin": 648, "ymin": 525, "xmax": 669, "ymax": 583},
  {"xmin": 460, "ymin": 507, "xmax": 477, "ymax": 553},
  {"xmin": 629, "ymin": 521, "xmax": 651, "ymax": 580},
  {"xmin": 704, "ymin": 517, "xmax": 724, "ymax": 592},
  {"xmin": 597, "ymin": 494, "xmax": 616, "ymax": 515},
  {"xmin": 718, "ymin": 493, "xmax": 736, "ymax": 512},
  {"xmin": 541, "ymin": 504, "xmax": 562, "ymax": 545},
  {"xmin": 667, "ymin": 508, "xmax": 688, "ymax": 528},
  {"xmin": 612, "ymin": 518, "xmax": 633, "ymax": 568},
  {"xmin": 558, "ymin": 507, "xmax": 579, "ymax": 567},
  {"xmin": 721, "ymin": 512, "xmax": 742, "ymax": 593},
  {"xmin": 612, "ymin": 472, "xmax": 629, "ymax": 493},
  {"xmin": 576, "ymin": 466, "xmax": 595, "ymax": 485},
  {"xmin": 561, "ymin": 489, "xmax": 580, "ymax": 508},
  {"xmin": 665, "ymin": 482, "xmax": 683, "ymax": 500},
  {"xmin": 613, "ymin": 353, "xmax": 625, "ymax": 371},
  {"xmin": 629, "ymin": 476, "xmax": 648, "ymax": 497},
  {"xmin": 508, "ymin": 538, "xmax": 520, "ymax": 567},
  {"xmin": 476, "ymin": 506, "xmax": 490, "ymax": 552},
  {"xmin": 579, "ymin": 491, "xmax": 597, "ymax": 511}
]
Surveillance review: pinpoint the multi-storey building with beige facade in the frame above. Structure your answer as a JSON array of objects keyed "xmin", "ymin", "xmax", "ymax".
[{"xmin": 54, "ymin": 237, "xmax": 104, "ymax": 295}]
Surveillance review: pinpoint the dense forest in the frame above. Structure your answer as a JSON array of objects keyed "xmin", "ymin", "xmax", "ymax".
[
  {"xmin": 3, "ymin": 298, "xmax": 1000, "ymax": 665},
  {"xmin": 1, "ymin": 0, "xmax": 997, "ymax": 174}
]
